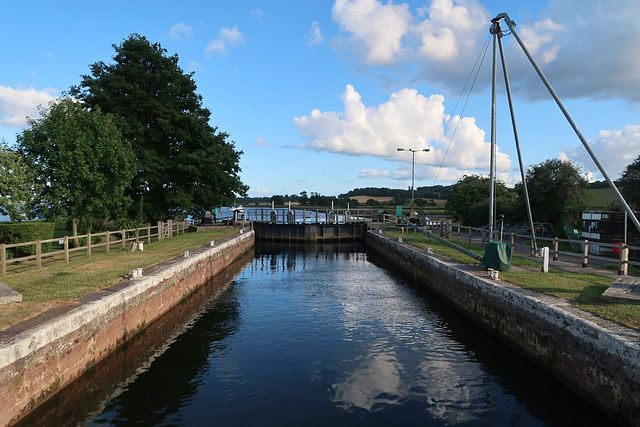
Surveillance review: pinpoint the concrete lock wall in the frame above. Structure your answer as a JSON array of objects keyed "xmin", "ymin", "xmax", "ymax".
[
  {"xmin": 0, "ymin": 231, "xmax": 254, "ymax": 426},
  {"xmin": 367, "ymin": 231, "xmax": 640, "ymax": 425}
]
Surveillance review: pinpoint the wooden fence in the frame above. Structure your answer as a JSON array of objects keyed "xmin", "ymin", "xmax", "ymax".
[{"xmin": 0, "ymin": 220, "xmax": 188, "ymax": 277}]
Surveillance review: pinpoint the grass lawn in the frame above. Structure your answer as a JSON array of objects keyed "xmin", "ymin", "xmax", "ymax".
[
  {"xmin": 384, "ymin": 228, "xmax": 640, "ymax": 331},
  {"xmin": 0, "ymin": 227, "xmax": 240, "ymax": 331}
]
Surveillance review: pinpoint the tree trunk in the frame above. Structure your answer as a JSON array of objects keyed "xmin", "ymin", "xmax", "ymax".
[{"xmin": 72, "ymin": 218, "xmax": 80, "ymax": 248}]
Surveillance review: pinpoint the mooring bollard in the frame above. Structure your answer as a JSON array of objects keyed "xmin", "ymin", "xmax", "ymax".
[
  {"xmin": 582, "ymin": 240, "xmax": 589, "ymax": 268},
  {"xmin": 619, "ymin": 245, "xmax": 629, "ymax": 276}
]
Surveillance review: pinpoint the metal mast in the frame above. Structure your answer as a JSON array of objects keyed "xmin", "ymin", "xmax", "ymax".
[
  {"xmin": 492, "ymin": 18, "xmax": 538, "ymax": 252},
  {"xmin": 492, "ymin": 12, "xmax": 640, "ymax": 235}
]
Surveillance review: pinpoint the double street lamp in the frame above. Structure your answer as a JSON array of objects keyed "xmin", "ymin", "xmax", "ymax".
[{"xmin": 397, "ymin": 147, "xmax": 430, "ymax": 213}]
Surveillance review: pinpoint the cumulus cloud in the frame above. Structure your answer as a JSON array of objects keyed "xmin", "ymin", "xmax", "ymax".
[
  {"xmin": 518, "ymin": 18, "xmax": 564, "ymax": 63},
  {"xmin": 332, "ymin": 0, "xmax": 412, "ymax": 65},
  {"xmin": 330, "ymin": 0, "xmax": 640, "ymax": 102},
  {"xmin": 205, "ymin": 27, "xmax": 245, "ymax": 56},
  {"xmin": 0, "ymin": 85, "xmax": 57, "ymax": 128},
  {"xmin": 307, "ymin": 21, "xmax": 324, "ymax": 46},
  {"xmin": 293, "ymin": 84, "xmax": 510, "ymax": 179},
  {"xmin": 170, "ymin": 22, "xmax": 193, "ymax": 40},
  {"xmin": 561, "ymin": 124, "xmax": 640, "ymax": 180}
]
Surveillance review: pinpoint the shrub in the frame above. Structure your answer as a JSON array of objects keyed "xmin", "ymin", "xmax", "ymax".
[{"xmin": 0, "ymin": 222, "xmax": 55, "ymax": 258}]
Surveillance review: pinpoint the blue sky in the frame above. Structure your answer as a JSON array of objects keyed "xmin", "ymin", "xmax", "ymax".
[{"xmin": 1, "ymin": 0, "xmax": 639, "ymax": 198}]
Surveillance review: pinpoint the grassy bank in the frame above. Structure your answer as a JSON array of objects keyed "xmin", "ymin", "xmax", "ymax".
[
  {"xmin": 0, "ymin": 227, "xmax": 240, "ymax": 331},
  {"xmin": 384, "ymin": 228, "xmax": 640, "ymax": 331}
]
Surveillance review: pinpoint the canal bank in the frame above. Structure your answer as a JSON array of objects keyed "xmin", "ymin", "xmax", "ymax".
[
  {"xmin": 367, "ymin": 230, "xmax": 640, "ymax": 425},
  {"xmin": 0, "ymin": 231, "xmax": 254, "ymax": 426}
]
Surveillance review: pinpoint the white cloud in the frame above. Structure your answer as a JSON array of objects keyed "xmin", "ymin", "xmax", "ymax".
[
  {"xmin": 359, "ymin": 169, "xmax": 390, "ymax": 179},
  {"xmin": 330, "ymin": 0, "xmax": 640, "ymax": 102},
  {"xmin": 0, "ymin": 86, "xmax": 57, "ymax": 128},
  {"xmin": 561, "ymin": 124, "xmax": 640, "ymax": 180},
  {"xmin": 413, "ymin": 0, "xmax": 488, "ymax": 62},
  {"xmin": 205, "ymin": 27, "xmax": 245, "ymax": 56},
  {"xmin": 169, "ymin": 22, "xmax": 193, "ymax": 40},
  {"xmin": 251, "ymin": 9, "xmax": 264, "ymax": 23},
  {"xmin": 293, "ymin": 84, "xmax": 510, "ymax": 177},
  {"xmin": 307, "ymin": 21, "xmax": 324, "ymax": 46},
  {"xmin": 253, "ymin": 187, "xmax": 270, "ymax": 195},
  {"xmin": 331, "ymin": 0, "xmax": 412, "ymax": 65},
  {"xmin": 518, "ymin": 18, "xmax": 564, "ymax": 63}
]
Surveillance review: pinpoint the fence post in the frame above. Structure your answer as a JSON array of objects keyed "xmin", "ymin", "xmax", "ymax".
[
  {"xmin": 553, "ymin": 237, "xmax": 559, "ymax": 261},
  {"xmin": 157, "ymin": 221, "xmax": 163, "ymax": 241},
  {"xmin": 481, "ymin": 230, "xmax": 485, "ymax": 248},
  {"xmin": 511, "ymin": 232, "xmax": 515, "ymax": 255},
  {"xmin": 169, "ymin": 219, "xmax": 173, "ymax": 238},
  {"xmin": 64, "ymin": 236, "xmax": 69, "ymax": 263},
  {"xmin": 122, "ymin": 229, "xmax": 126, "ymax": 250},
  {"xmin": 87, "ymin": 233, "xmax": 92, "ymax": 258},
  {"xmin": 106, "ymin": 230, "xmax": 110, "ymax": 254},
  {"xmin": 619, "ymin": 245, "xmax": 629, "ymax": 276},
  {"xmin": 136, "ymin": 227, "xmax": 140, "ymax": 243},
  {"xmin": 147, "ymin": 225, "xmax": 151, "ymax": 244},
  {"xmin": 582, "ymin": 240, "xmax": 589, "ymax": 268},
  {"xmin": 468, "ymin": 226, "xmax": 472, "ymax": 244},
  {"xmin": 0, "ymin": 244, "xmax": 5, "ymax": 277},
  {"xmin": 36, "ymin": 240, "xmax": 42, "ymax": 270}
]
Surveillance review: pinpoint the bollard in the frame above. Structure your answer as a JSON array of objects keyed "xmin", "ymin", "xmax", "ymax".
[
  {"xmin": 619, "ymin": 245, "xmax": 629, "ymax": 276},
  {"xmin": 541, "ymin": 247, "xmax": 549, "ymax": 273},
  {"xmin": 138, "ymin": 242, "xmax": 144, "ymax": 251},
  {"xmin": 210, "ymin": 240, "xmax": 215, "ymax": 246},
  {"xmin": 553, "ymin": 237, "xmax": 559, "ymax": 261},
  {"xmin": 582, "ymin": 240, "xmax": 589, "ymax": 268}
]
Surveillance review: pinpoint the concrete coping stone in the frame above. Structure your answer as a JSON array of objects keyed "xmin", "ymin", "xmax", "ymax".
[
  {"xmin": 602, "ymin": 277, "xmax": 640, "ymax": 304},
  {"xmin": 0, "ymin": 282, "xmax": 22, "ymax": 305}
]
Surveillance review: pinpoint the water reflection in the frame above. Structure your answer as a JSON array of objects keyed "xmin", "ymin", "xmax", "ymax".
[{"xmin": 18, "ymin": 242, "xmax": 611, "ymax": 426}]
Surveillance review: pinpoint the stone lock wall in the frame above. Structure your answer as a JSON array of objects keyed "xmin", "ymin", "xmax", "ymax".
[
  {"xmin": 367, "ymin": 231, "xmax": 640, "ymax": 425},
  {"xmin": 0, "ymin": 231, "xmax": 254, "ymax": 426}
]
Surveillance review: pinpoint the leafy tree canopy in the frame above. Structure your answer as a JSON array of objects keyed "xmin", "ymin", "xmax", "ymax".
[
  {"xmin": 516, "ymin": 158, "xmax": 588, "ymax": 232},
  {"xmin": 445, "ymin": 174, "xmax": 514, "ymax": 226},
  {"xmin": 0, "ymin": 142, "xmax": 36, "ymax": 222},
  {"xmin": 619, "ymin": 155, "xmax": 640, "ymax": 211},
  {"xmin": 71, "ymin": 34, "xmax": 247, "ymax": 220},
  {"xmin": 17, "ymin": 97, "xmax": 134, "ymax": 224}
]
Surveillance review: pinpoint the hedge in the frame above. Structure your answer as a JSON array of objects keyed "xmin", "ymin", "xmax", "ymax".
[{"xmin": 0, "ymin": 222, "xmax": 56, "ymax": 258}]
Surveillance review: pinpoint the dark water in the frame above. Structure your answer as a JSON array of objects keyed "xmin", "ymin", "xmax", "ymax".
[{"xmin": 20, "ymin": 243, "xmax": 611, "ymax": 426}]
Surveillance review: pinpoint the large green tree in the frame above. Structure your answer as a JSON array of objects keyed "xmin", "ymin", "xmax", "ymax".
[
  {"xmin": 515, "ymin": 159, "xmax": 588, "ymax": 232},
  {"xmin": 0, "ymin": 142, "xmax": 36, "ymax": 222},
  {"xmin": 71, "ymin": 34, "xmax": 247, "ymax": 221},
  {"xmin": 619, "ymin": 155, "xmax": 640, "ymax": 211},
  {"xmin": 445, "ymin": 174, "xmax": 514, "ymax": 226},
  {"xmin": 17, "ymin": 98, "xmax": 134, "ymax": 235}
]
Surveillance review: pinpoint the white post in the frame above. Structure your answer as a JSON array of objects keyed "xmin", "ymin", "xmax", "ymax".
[{"xmin": 541, "ymin": 247, "xmax": 549, "ymax": 273}]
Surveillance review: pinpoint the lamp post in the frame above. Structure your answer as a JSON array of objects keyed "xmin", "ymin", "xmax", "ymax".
[{"xmin": 397, "ymin": 148, "xmax": 430, "ymax": 213}]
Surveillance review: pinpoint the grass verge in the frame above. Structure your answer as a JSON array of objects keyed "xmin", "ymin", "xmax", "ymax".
[
  {"xmin": 384, "ymin": 228, "xmax": 639, "ymax": 331},
  {"xmin": 0, "ymin": 227, "xmax": 239, "ymax": 331}
]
